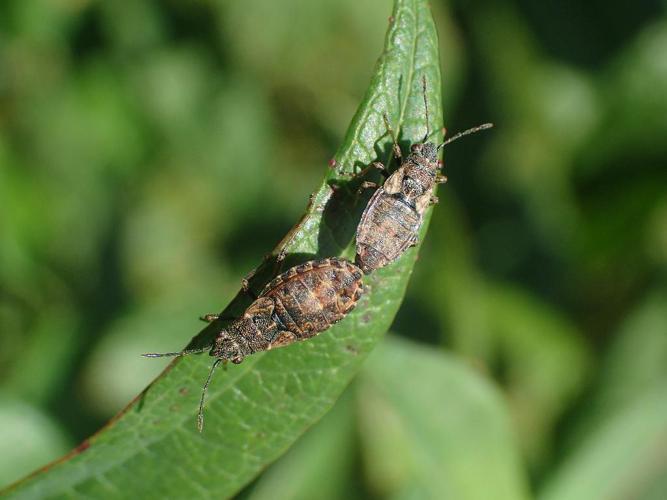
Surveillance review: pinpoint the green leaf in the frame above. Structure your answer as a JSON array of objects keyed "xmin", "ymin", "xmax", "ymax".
[
  {"xmin": 544, "ymin": 288, "xmax": 667, "ymax": 500},
  {"xmin": 539, "ymin": 385, "xmax": 667, "ymax": 500},
  {"xmin": 0, "ymin": 395, "xmax": 71, "ymax": 488},
  {"xmin": 483, "ymin": 283, "xmax": 590, "ymax": 468},
  {"xmin": 246, "ymin": 390, "xmax": 357, "ymax": 500},
  {"xmin": 3, "ymin": 0, "xmax": 443, "ymax": 497},
  {"xmin": 591, "ymin": 288, "xmax": 667, "ymax": 415},
  {"xmin": 358, "ymin": 337, "xmax": 530, "ymax": 500}
]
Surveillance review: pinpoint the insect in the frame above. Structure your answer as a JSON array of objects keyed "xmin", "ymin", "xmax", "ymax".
[
  {"xmin": 143, "ymin": 257, "xmax": 364, "ymax": 431},
  {"xmin": 355, "ymin": 77, "xmax": 493, "ymax": 273}
]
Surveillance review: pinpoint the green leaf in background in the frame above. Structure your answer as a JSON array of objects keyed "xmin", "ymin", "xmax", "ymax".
[
  {"xmin": 2, "ymin": 0, "xmax": 443, "ymax": 497},
  {"xmin": 590, "ymin": 289, "xmax": 667, "ymax": 414},
  {"xmin": 0, "ymin": 396, "xmax": 71, "ymax": 489},
  {"xmin": 540, "ymin": 384, "xmax": 667, "ymax": 500},
  {"xmin": 542, "ymin": 288, "xmax": 667, "ymax": 500},
  {"xmin": 415, "ymin": 194, "xmax": 590, "ymax": 470},
  {"xmin": 484, "ymin": 283, "xmax": 590, "ymax": 469},
  {"xmin": 358, "ymin": 336, "xmax": 530, "ymax": 500}
]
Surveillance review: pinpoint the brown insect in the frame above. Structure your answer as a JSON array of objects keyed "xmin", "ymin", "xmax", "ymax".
[
  {"xmin": 354, "ymin": 77, "xmax": 493, "ymax": 273},
  {"xmin": 143, "ymin": 257, "xmax": 364, "ymax": 431}
]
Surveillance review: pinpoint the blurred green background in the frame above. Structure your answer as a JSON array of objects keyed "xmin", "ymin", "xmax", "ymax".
[{"xmin": 1, "ymin": 0, "xmax": 667, "ymax": 497}]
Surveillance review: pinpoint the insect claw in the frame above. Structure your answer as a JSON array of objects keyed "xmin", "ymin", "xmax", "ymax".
[
  {"xmin": 357, "ymin": 181, "xmax": 378, "ymax": 195},
  {"xmin": 200, "ymin": 313, "xmax": 219, "ymax": 323}
]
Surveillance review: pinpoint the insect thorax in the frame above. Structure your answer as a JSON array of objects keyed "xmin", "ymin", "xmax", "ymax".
[
  {"xmin": 211, "ymin": 310, "xmax": 278, "ymax": 363},
  {"xmin": 401, "ymin": 158, "xmax": 436, "ymax": 199}
]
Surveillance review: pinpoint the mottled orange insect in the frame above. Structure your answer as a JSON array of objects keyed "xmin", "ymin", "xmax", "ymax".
[{"xmin": 144, "ymin": 257, "xmax": 364, "ymax": 431}]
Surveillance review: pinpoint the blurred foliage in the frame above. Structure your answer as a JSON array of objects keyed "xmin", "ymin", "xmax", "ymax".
[{"xmin": 1, "ymin": 0, "xmax": 666, "ymax": 498}]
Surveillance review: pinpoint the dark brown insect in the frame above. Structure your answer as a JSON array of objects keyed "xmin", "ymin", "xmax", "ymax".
[
  {"xmin": 355, "ymin": 77, "xmax": 492, "ymax": 273},
  {"xmin": 143, "ymin": 257, "xmax": 364, "ymax": 431}
]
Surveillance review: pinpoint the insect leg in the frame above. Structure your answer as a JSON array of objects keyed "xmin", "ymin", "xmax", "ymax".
[
  {"xmin": 357, "ymin": 180, "xmax": 380, "ymax": 194},
  {"xmin": 382, "ymin": 113, "xmax": 402, "ymax": 161},
  {"xmin": 374, "ymin": 162, "xmax": 390, "ymax": 179},
  {"xmin": 199, "ymin": 312, "xmax": 241, "ymax": 323},
  {"xmin": 350, "ymin": 161, "xmax": 388, "ymax": 180},
  {"xmin": 240, "ymin": 273, "xmax": 260, "ymax": 300},
  {"xmin": 337, "ymin": 161, "xmax": 387, "ymax": 181}
]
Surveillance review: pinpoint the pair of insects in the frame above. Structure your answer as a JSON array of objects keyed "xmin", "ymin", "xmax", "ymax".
[{"xmin": 144, "ymin": 77, "xmax": 492, "ymax": 431}]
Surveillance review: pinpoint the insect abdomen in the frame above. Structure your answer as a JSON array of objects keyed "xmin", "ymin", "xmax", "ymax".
[
  {"xmin": 262, "ymin": 258, "xmax": 363, "ymax": 339},
  {"xmin": 356, "ymin": 194, "xmax": 421, "ymax": 273}
]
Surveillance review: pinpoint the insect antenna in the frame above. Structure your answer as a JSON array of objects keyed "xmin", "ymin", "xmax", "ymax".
[
  {"xmin": 437, "ymin": 123, "xmax": 494, "ymax": 150},
  {"xmin": 421, "ymin": 75, "xmax": 430, "ymax": 142},
  {"xmin": 197, "ymin": 358, "xmax": 223, "ymax": 432},
  {"xmin": 141, "ymin": 346, "xmax": 210, "ymax": 358}
]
